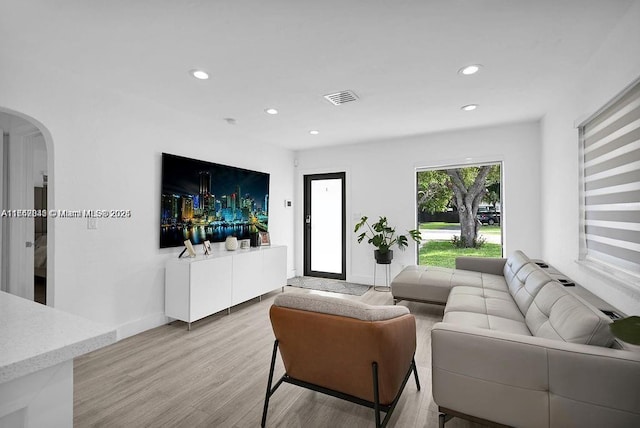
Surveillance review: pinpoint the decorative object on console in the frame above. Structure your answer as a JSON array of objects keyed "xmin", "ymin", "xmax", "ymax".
[
  {"xmin": 203, "ymin": 240, "xmax": 212, "ymax": 255},
  {"xmin": 259, "ymin": 231, "xmax": 270, "ymax": 246},
  {"xmin": 178, "ymin": 239, "xmax": 196, "ymax": 258},
  {"xmin": 354, "ymin": 215, "xmax": 421, "ymax": 264},
  {"xmin": 225, "ymin": 236, "xmax": 238, "ymax": 251},
  {"xmin": 249, "ymin": 214, "xmax": 260, "ymax": 247},
  {"xmin": 240, "ymin": 239, "xmax": 250, "ymax": 249}
]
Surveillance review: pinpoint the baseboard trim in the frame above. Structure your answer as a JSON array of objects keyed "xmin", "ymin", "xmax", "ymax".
[
  {"xmin": 348, "ymin": 275, "xmax": 373, "ymax": 286},
  {"xmin": 116, "ymin": 312, "xmax": 168, "ymax": 340}
]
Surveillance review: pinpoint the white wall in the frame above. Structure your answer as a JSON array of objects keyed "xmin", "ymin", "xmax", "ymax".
[
  {"xmin": 540, "ymin": 1, "xmax": 640, "ymax": 316},
  {"xmin": 0, "ymin": 56, "xmax": 295, "ymax": 339},
  {"xmin": 294, "ymin": 121, "xmax": 542, "ymax": 285}
]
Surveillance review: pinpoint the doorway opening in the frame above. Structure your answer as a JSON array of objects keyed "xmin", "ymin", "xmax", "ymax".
[
  {"xmin": 303, "ymin": 172, "xmax": 346, "ymax": 280},
  {"xmin": 416, "ymin": 162, "xmax": 503, "ymax": 268},
  {"xmin": 0, "ymin": 110, "xmax": 53, "ymax": 305}
]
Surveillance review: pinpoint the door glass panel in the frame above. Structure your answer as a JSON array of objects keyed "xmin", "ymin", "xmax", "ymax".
[{"xmin": 310, "ymin": 178, "xmax": 342, "ymax": 273}]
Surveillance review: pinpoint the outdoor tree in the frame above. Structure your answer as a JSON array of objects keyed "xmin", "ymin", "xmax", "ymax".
[
  {"xmin": 446, "ymin": 166, "xmax": 491, "ymax": 247},
  {"xmin": 417, "ymin": 165, "xmax": 500, "ymax": 248},
  {"xmin": 417, "ymin": 170, "xmax": 451, "ymax": 214}
]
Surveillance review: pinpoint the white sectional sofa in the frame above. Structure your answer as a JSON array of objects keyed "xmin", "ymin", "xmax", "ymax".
[{"xmin": 391, "ymin": 251, "xmax": 640, "ymax": 428}]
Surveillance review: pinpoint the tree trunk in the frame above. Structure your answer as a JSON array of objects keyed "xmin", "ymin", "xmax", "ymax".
[{"xmin": 446, "ymin": 166, "xmax": 491, "ymax": 247}]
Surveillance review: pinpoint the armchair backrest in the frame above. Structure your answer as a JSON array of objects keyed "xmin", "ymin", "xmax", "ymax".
[{"xmin": 270, "ymin": 293, "xmax": 416, "ymax": 405}]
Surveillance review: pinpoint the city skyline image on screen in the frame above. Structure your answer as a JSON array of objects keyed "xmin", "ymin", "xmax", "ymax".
[{"xmin": 160, "ymin": 153, "xmax": 270, "ymax": 248}]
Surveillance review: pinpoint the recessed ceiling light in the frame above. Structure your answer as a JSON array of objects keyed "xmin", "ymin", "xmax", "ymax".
[
  {"xmin": 265, "ymin": 108, "xmax": 279, "ymax": 115},
  {"xmin": 461, "ymin": 104, "xmax": 478, "ymax": 111},
  {"xmin": 189, "ymin": 69, "xmax": 209, "ymax": 80},
  {"xmin": 458, "ymin": 64, "xmax": 482, "ymax": 75},
  {"xmin": 309, "ymin": 130, "xmax": 319, "ymax": 135}
]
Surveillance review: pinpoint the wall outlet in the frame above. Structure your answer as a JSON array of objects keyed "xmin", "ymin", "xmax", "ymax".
[
  {"xmin": 87, "ymin": 218, "xmax": 97, "ymax": 230},
  {"xmin": 284, "ymin": 200, "xmax": 292, "ymax": 208}
]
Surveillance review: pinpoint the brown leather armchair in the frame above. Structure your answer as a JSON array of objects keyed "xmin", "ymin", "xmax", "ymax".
[{"xmin": 261, "ymin": 293, "xmax": 420, "ymax": 428}]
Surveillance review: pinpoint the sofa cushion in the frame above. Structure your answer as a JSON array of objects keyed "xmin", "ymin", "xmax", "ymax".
[
  {"xmin": 446, "ymin": 287, "xmax": 524, "ymax": 322},
  {"xmin": 503, "ymin": 250, "xmax": 531, "ymax": 285},
  {"xmin": 525, "ymin": 281, "xmax": 614, "ymax": 347},
  {"xmin": 508, "ymin": 263, "xmax": 555, "ymax": 315},
  {"xmin": 442, "ymin": 311, "xmax": 532, "ymax": 336}
]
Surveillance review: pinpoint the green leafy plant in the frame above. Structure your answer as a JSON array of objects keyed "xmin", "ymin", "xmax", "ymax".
[
  {"xmin": 354, "ymin": 216, "xmax": 422, "ymax": 253},
  {"xmin": 451, "ymin": 234, "xmax": 486, "ymax": 248},
  {"xmin": 610, "ymin": 316, "xmax": 640, "ymax": 345}
]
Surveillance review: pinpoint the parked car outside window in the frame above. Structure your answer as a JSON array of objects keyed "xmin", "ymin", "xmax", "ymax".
[{"xmin": 477, "ymin": 210, "xmax": 500, "ymax": 225}]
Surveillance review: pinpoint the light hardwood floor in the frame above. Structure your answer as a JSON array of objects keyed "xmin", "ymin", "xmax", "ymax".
[{"xmin": 74, "ymin": 286, "xmax": 483, "ymax": 427}]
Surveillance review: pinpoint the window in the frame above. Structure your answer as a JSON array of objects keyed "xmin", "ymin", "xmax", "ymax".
[
  {"xmin": 579, "ymin": 77, "xmax": 640, "ymax": 283},
  {"xmin": 416, "ymin": 163, "xmax": 503, "ymax": 268}
]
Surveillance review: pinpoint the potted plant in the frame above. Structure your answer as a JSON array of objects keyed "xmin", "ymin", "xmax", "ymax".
[{"xmin": 354, "ymin": 216, "xmax": 422, "ymax": 264}]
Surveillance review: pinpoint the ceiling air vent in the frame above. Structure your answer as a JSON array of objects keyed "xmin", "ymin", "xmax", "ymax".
[{"xmin": 323, "ymin": 90, "xmax": 358, "ymax": 106}]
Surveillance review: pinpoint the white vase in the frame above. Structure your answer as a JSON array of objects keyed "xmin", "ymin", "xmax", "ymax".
[{"xmin": 225, "ymin": 236, "xmax": 238, "ymax": 251}]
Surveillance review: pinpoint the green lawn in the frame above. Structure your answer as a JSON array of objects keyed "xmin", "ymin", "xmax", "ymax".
[
  {"xmin": 419, "ymin": 240, "xmax": 503, "ymax": 268},
  {"xmin": 419, "ymin": 221, "xmax": 459, "ymax": 230}
]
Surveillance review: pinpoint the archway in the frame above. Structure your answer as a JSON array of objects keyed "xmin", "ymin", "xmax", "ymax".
[{"xmin": 0, "ymin": 108, "xmax": 55, "ymax": 306}]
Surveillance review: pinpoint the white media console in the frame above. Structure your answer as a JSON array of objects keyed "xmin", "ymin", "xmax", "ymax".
[{"xmin": 165, "ymin": 245, "xmax": 287, "ymax": 329}]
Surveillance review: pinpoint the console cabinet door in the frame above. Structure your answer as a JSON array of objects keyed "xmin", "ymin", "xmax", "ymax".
[
  {"xmin": 231, "ymin": 251, "xmax": 263, "ymax": 305},
  {"xmin": 262, "ymin": 246, "xmax": 287, "ymax": 294},
  {"xmin": 165, "ymin": 262, "xmax": 191, "ymax": 321},
  {"xmin": 190, "ymin": 257, "xmax": 232, "ymax": 321}
]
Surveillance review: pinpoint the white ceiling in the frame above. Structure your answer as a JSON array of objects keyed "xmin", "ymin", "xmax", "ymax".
[{"xmin": 1, "ymin": 0, "xmax": 635, "ymax": 150}]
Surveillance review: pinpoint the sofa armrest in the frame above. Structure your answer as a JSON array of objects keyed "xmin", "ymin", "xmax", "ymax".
[
  {"xmin": 455, "ymin": 256, "xmax": 506, "ymax": 275},
  {"xmin": 431, "ymin": 322, "xmax": 640, "ymax": 428}
]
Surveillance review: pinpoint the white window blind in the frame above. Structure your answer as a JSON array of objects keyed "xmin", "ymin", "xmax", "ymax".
[{"xmin": 579, "ymin": 78, "xmax": 640, "ymax": 278}]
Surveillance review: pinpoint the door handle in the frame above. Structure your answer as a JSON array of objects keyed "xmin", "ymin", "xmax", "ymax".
[{"xmin": 25, "ymin": 241, "xmax": 33, "ymax": 248}]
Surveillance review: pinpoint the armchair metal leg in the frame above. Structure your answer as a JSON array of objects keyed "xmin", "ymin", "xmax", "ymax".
[
  {"xmin": 261, "ymin": 340, "xmax": 279, "ymax": 428},
  {"xmin": 263, "ymin": 350, "xmax": 416, "ymax": 428},
  {"xmin": 412, "ymin": 358, "xmax": 421, "ymax": 391},
  {"xmin": 372, "ymin": 362, "xmax": 382, "ymax": 428}
]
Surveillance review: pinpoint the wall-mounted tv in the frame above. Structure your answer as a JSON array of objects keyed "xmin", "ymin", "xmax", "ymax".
[{"xmin": 160, "ymin": 153, "xmax": 270, "ymax": 248}]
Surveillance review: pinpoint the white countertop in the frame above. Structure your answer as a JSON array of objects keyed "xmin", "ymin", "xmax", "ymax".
[{"xmin": 0, "ymin": 291, "xmax": 116, "ymax": 383}]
